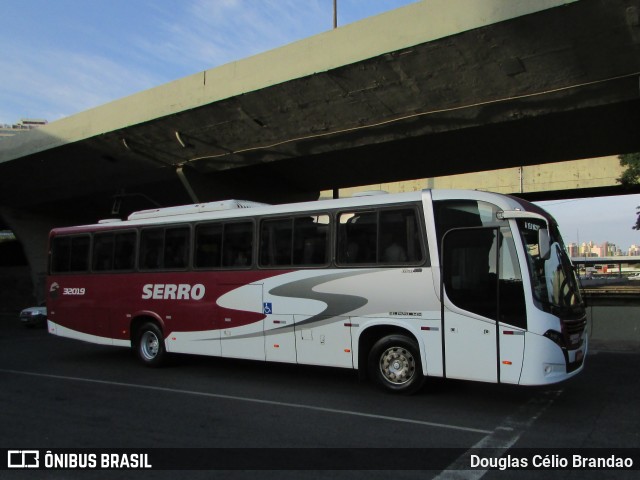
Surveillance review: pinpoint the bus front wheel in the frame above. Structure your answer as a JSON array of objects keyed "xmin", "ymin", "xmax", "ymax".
[
  {"xmin": 368, "ymin": 335, "xmax": 425, "ymax": 394},
  {"xmin": 135, "ymin": 322, "xmax": 167, "ymax": 367}
]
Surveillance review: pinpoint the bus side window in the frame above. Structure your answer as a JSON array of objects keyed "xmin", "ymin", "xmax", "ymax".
[
  {"xmin": 338, "ymin": 208, "xmax": 423, "ymax": 265},
  {"xmin": 164, "ymin": 227, "xmax": 190, "ymax": 269},
  {"xmin": 260, "ymin": 214, "xmax": 330, "ymax": 268},
  {"xmin": 379, "ymin": 208, "xmax": 423, "ymax": 264},
  {"xmin": 93, "ymin": 233, "xmax": 115, "ymax": 271},
  {"xmin": 260, "ymin": 218, "xmax": 292, "ymax": 267},
  {"xmin": 140, "ymin": 227, "xmax": 189, "ymax": 270},
  {"xmin": 51, "ymin": 236, "xmax": 71, "ymax": 273},
  {"xmin": 52, "ymin": 235, "xmax": 90, "ymax": 273},
  {"xmin": 140, "ymin": 229, "xmax": 163, "ymax": 270},
  {"xmin": 91, "ymin": 231, "xmax": 135, "ymax": 272},
  {"xmin": 222, "ymin": 222, "xmax": 253, "ymax": 268},
  {"xmin": 113, "ymin": 232, "xmax": 136, "ymax": 270},
  {"xmin": 195, "ymin": 223, "xmax": 222, "ymax": 268},
  {"xmin": 338, "ymin": 211, "xmax": 376, "ymax": 264},
  {"xmin": 293, "ymin": 214, "xmax": 330, "ymax": 266},
  {"xmin": 69, "ymin": 236, "xmax": 90, "ymax": 272}
]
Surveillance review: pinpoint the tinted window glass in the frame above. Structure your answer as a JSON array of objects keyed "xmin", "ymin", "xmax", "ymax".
[
  {"xmin": 434, "ymin": 200, "xmax": 503, "ymax": 252},
  {"xmin": 51, "ymin": 235, "xmax": 90, "ymax": 273},
  {"xmin": 164, "ymin": 227, "xmax": 189, "ymax": 269},
  {"xmin": 338, "ymin": 211, "xmax": 376, "ymax": 264},
  {"xmin": 338, "ymin": 208, "xmax": 424, "ymax": 265},
  {"xmin": 51, "ymin": 236, "xmax": 71, "ymax": 273},
  {"xmin": 442, "ymin": 227, "xmax": 526, "ymax": 328},
  {"xmin": 222, "ymin": 222, "xmax": 253, "ymax": 268},
  {"xmin": 113, "ymin": 232, "xmax": 136, "ymax": 270},
  {"xmin": 379, "ymin": 209, "xmax": 422, "ymax": 264},
  {"xmin": 69, "ymin": 236, "xmax": 90, "ymax": 272},
  {"xmin": 93, "ymin": 233, "xmax": 115, "ymax": 271},
  {"xmin": 195, "ymin": 222, "xmax": 253, "ymax": 269},
  {"xmin": 260, "ymin": 214, "xmax": 330, "ymax": 267},
  {"xmin": 293, "ymin": 214, "xmax": 330, "ymax": 266},
  {"xmin": 140, "ymin": 229, "xmax": 163, "ymax": 270},
  {"xmin": 195, "ymin": 224, "xmax": 223, "ymax": 268},
  {"xmin": 443, "ymin": 228, "xmax": 499, "ymax": 320},
  {"xmin": 260, "ymin": 218, "xmax": 292, "ymax": 267},
  {"xmin": 93, "ymin": 231, "xmax": 136, "ymax": 272},
  {"xmin": 139, "ymin": 227, "xmax": 190, "ymax": 270}
]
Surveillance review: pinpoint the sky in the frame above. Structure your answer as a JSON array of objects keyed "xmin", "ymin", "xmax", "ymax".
[
  {"xmin": 1, "ymin": 0, "xmax": 639, "ymax": 251},
  {"xmin": 0, "ymin": 0, "xmax": 417, "ymax": 124},
  {"xmin": 538, "ymin": 195, "xmax": 640, "ymax": 251}
]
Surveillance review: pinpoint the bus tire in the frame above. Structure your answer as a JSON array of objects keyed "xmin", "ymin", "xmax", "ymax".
[
  {"xmin": 135, "ymin": 322, "xmax": 166, "ymax": 367},
  {"xmin": 368, "ymin": 335, "xmax": 425, "ymax": 394}
]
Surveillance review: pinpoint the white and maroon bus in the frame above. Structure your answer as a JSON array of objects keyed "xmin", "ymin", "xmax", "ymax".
[{"xmin": 46, "ymin": 189, "xmax": 587, "ymax": 394}]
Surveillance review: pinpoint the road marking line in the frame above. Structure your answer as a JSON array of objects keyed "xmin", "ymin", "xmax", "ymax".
[
  {"xmin": 431, "ymin": 389, "xmax": 563, "ymax": 479},
  {"xmin": 0, "ymin": 368, "xmax": 492, "ymax": 435}
]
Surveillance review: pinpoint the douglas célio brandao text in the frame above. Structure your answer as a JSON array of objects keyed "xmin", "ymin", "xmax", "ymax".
[{"xmin": 470, "ymin": 453, "xmax": 634, "ymax": 470}]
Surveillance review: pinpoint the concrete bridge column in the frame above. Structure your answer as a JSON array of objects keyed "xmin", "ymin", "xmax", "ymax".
[{"xmin": 0, "ymin": 207, "xmax": 66, "ymax": 305}]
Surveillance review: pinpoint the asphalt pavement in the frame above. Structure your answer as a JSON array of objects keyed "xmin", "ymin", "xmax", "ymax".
[{"xmin": 0, "ymin": 312, "xmax": 638, "ymax": 479}]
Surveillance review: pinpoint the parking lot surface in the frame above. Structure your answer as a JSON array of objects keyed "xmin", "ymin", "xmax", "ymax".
[{"xmin": 1, "ymin": 313, "xmax": 638, "ymax": 479}]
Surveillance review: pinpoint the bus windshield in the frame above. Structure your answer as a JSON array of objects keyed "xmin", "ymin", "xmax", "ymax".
[{"xmin": 518, "ymin": 219, "xmax": 584, "ymax": 317}]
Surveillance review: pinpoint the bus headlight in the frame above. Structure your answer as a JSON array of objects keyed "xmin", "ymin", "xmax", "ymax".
[{"xmin": 543, "ymin": 329, "xmax": 565, "ymax": 349}]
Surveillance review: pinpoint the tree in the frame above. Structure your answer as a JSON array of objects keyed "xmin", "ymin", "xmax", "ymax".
[{"xmin": 617, "ymin": 153, "xmax": 640, "ymax": 230}]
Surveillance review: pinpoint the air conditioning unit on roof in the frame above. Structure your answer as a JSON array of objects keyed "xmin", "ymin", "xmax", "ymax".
[{"xmin": 127, "ymin": 200, "xmax": 270, "ymax": 220}]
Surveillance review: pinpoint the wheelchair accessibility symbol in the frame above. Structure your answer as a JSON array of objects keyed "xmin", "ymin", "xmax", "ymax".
[{"xmin": 263, "ymin": 302, "xmax": 273, "ymax": 315}]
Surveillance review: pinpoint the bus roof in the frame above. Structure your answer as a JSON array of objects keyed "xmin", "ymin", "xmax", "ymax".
[{"xmin": 50, "ymin": 189, "xmax": 527, "ymax": 234}]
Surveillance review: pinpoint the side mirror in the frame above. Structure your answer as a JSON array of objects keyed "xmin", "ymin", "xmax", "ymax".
[{"xmin": 539, "ymin": 228, "xmax": 551, "ymax": 260}]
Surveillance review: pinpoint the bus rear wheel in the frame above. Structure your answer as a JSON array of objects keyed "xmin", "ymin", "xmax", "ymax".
[
  {"xmin": 368, "ymin": 335, "xmax": 424, "ymax": 394},
  {"xmin": 135, "ymin": 322, "xmax": 167, "ymax": 367}
]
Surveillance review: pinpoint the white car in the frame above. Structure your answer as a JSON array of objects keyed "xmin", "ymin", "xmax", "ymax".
[{"xmin": 19, "ymin": 305, "xmax": 47, "ymax": 327}]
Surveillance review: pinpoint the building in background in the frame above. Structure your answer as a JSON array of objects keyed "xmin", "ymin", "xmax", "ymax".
[
  {"xmin": 567, "ymin": 243, "xmax": 579, "ymax": 258},
  {"xmin": 0, "ymin": 119, "xmax": 47, "ymax": 139},
  {"xmin": 573, "ymin": 240, "xmax": 632, "ymax": 257}
]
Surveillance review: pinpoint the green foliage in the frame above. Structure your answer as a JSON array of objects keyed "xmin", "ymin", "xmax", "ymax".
[
  {"xmin": 618, "ymin": 153, "xmax": 640, "ymax": 186},
  {"xmin": 618, "ymin": 153, "xmax": 640, "ymax": 230}
]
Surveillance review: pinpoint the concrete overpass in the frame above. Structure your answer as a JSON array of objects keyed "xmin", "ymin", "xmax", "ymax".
[
  {"xmin": 322, "ymin": 155, "xmax": 629, "ymax": 199},
  {"xmin": 1, "ymin": 0, "xmax": 640, "ymax": 301}
]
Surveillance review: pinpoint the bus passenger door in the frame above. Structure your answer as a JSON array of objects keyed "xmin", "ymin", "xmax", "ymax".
[{"xmin": 441, "ymin": 227, "xmax": 525, "ymax": 384}]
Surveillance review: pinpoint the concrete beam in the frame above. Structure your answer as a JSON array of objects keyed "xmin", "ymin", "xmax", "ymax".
[
  {"xmin": 0, "ymin": 0, "xmax": 575, "ymax": 163},
  {"xmin": 325, "ymin": 156, "xmax": 627, "ymax": 198}
]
